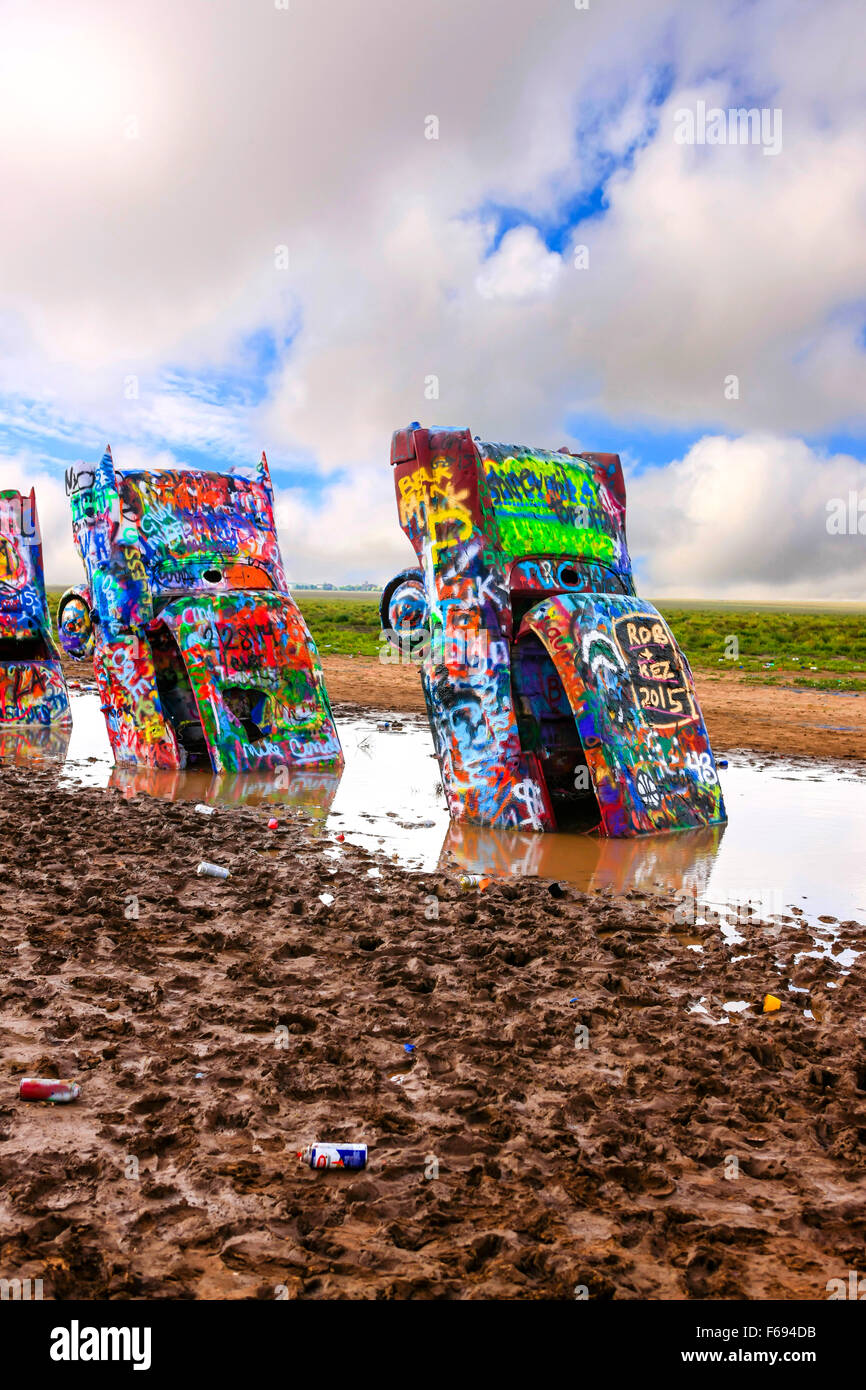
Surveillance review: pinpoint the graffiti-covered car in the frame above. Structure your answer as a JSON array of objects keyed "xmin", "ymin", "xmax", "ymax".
[
  {"xmin": 58, "ymin": 447, "xmax": 342, "ymax": 773},
  {"xmin": 381, "ymin": 425, "xmax": 726, "ymax": 837},
  {"xmin": 0, "ymin": 488, "xmax": 71, "ymax": 728}
]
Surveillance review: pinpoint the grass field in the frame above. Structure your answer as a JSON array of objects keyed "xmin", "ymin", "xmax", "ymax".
[
  {"xmin": 44, "ymin": 590, "xmax": 387, "ymax": 660},
  {"xmin": 656, "ymin": 608, "xmax": 866, "ymax": 687},
  {"xmin": 46, "ymin": 590, "xmax": 866, "ymax": 689}
]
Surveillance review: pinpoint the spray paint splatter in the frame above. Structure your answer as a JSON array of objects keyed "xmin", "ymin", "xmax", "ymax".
[
  {"xmin": 382, "ymin": 425, "xmax": 725, "ymax": 838},
  {"xmin": 0, "ymin": 488, "xmax": 71, "ymax": 729},
  {"xmin": 59, "ymin": 448, "xmax": 342, "ymax": 774}
]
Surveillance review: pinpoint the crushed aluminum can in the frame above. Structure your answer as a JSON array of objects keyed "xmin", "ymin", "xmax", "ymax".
[
  {"xmin": 194, "ymin": 803, "xmax": 217, "ymax": 817},
  {"xmin": 196, "ymin": 861, "xmax": 230, "ymax": 880},
  {"xmin": 298, "ymin": 1143, "xmax": 367, "ymax": 1170},
  {"xmin": 19, "ymin": 1077, "xmax": 80, "ymax": 1103}
]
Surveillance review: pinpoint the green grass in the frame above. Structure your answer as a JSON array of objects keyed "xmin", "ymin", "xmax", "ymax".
[
  {"xmin": 655, "ymin": 608, "xmax": 866, "ymax": 680},
  {"xmin": 45, "ymin": 590, "xmax": 866, "ymax": 686},
  {"xmin": 742, "ymin": 674, "xmax": 866, "ymax": 692},
  {"xmin": 299, "ymin": 597, "xmax": 383, "ymax": 657},
  {"xmin": 46, "ymin": 589, "xmax": 387, "ymax": 659}
]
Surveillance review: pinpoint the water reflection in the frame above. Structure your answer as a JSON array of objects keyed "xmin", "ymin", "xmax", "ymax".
[
  {"xmin": 2, "ymin": 692, "xmax": 864, "ymax": 931},
  {"xmin": 0, "ymin": 722, "xmax": 73, "ymax": 764},
  {"xmin": 108, "ymin": 763, "xmax": 342, "ymax": 816},
  {"xmin": 441, "ymin": 820, "xmax": 724, "ymax": 898}
]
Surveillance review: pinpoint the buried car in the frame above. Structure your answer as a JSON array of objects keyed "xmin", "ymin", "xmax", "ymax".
[
  {"xmin": 58, "ymin": 447, "xmax": 342, "ymax": 773},
  {"xmin": 0, "ymin": 488, "xmax": 71, "ymax": 729},
  {"xmin": 381, "ymin": 424, "xmax": 726, "ymax": 837}
]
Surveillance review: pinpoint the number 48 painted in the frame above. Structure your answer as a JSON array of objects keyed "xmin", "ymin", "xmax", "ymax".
[{"xmin": 685, "ymin": 750, "xmax": 718, "ymax": 785}]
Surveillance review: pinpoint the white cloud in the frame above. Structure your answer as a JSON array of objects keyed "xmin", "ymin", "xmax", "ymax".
[
  {"xmin": 628, "ymin": 434, "xmax": 866, "ymax": 600},
  {"xmin": 475, "ymin": 228, "xmax": 562, "ymax": 302},
  {"xmin": 0, "ymin": 0, "xmax": 864, "ymax": 592},
  {"xmin": 274, "ymin": 481, "xmax": 415, "ymax": 589}
]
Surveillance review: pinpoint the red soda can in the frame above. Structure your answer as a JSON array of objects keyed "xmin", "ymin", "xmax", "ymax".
[{"xmin": 19, "ymin": 1077, "xmax": 81, "ymax": 1103}]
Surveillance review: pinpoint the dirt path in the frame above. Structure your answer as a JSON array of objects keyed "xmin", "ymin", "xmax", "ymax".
[
  {"xmin": 320, "ymin": 657, "xmax": 866, "ymax": 762},
  {"xmin": 60, "ymin": 653, "xmax": 866, "ymax": 763},
  {"xmin": 0, "ymin": 763, "xmax": 864, "ymax": 1300}
]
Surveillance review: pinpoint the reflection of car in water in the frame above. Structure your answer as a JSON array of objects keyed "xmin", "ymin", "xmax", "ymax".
[
  {"xmin": 381, "ymin": 424, "xmax": 726, "ymax": 837},
  {"xmin": 58, "ymin": 446, "xmax": 342, "ymax": 774},
  {"xmin": 0, "ymin": 488, "xmax": 71, "ymax": 729},
  {"xmin": 0, "ymin": 722, "xmax": 72, "ymax": 764},
  {"xmin": 441, "ymin": 818, "xmax": 725, "ymax": 896},
  {"xmin": 108, "ymin": 762, "xmax": 343, "ymax": 817}
]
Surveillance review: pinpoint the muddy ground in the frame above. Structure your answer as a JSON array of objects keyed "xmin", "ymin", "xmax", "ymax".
[
  {"xmin": 0, "ymin": 730, "xmax": 864, "ymax": 1300},
  {"xmin": 321, "ymin": 656, "xmax": 866, "ymax": 764}
]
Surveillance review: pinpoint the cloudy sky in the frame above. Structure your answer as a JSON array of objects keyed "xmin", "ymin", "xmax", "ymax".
[{"xmin": 1, "ymin": 0, "xmax": 864, "ymax": 597}]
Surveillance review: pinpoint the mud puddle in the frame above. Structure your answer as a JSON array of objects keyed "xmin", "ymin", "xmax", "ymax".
[{"xmin": 4, "ymin": 691, "xmax": 865, "ymax": 935}]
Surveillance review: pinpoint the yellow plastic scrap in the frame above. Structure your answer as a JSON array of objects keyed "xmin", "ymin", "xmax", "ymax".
[{"xmin": 762, "ymin": 994, "xmax": 782, "ymax": 1014}]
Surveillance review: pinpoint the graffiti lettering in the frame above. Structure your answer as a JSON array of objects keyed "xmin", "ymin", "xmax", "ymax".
[{"xmin": 61, "ymin": 447, "xmax": 343, "ymax": 774}]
